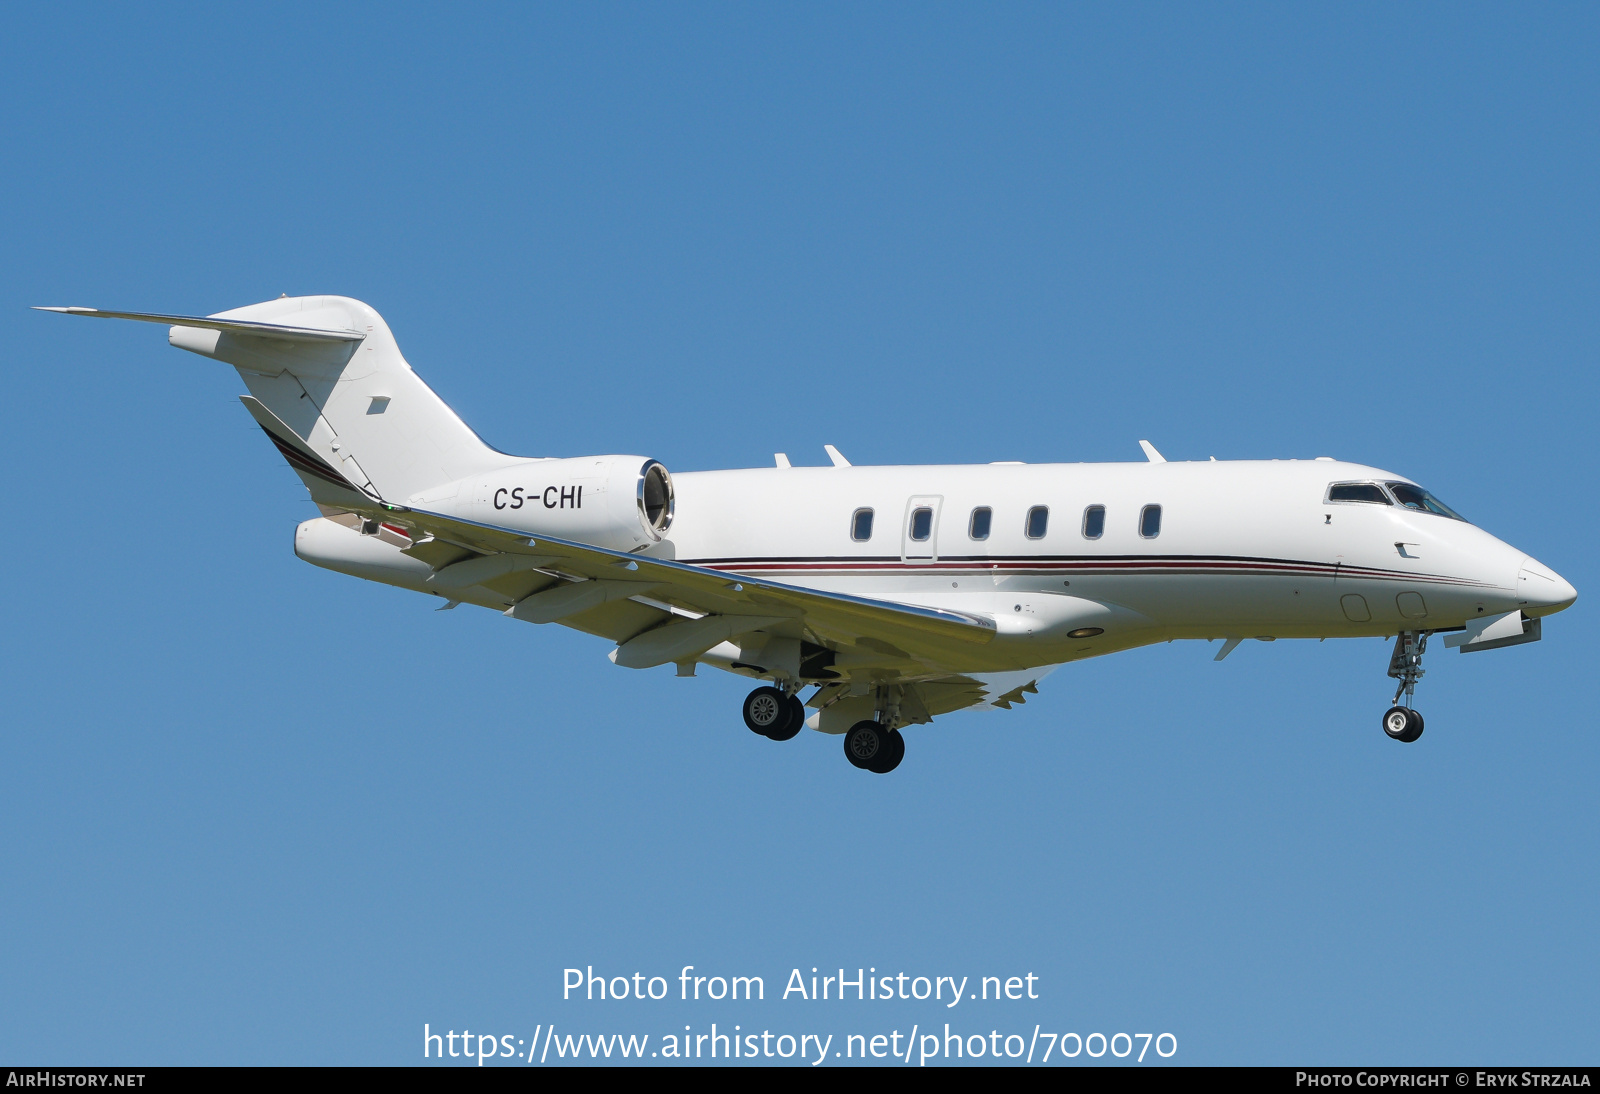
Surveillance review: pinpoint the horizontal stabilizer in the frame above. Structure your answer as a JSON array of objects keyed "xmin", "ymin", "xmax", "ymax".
[{"xmin": 34, "ymin": 306, "xmax": 365, "ymax": 344}]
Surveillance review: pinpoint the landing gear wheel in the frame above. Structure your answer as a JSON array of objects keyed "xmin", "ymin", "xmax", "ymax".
[
  {"xmin": 1382, "ymin": 706, "xmax": 1424, "ymax": 743},
  {"xmin": 843, "ymin": 720, "xmax": 883, "ymax": 769},
  {"xmin": 870, "ymin": 728, "xmax": 905, "ymax": 773},
  {"xmin": 766, "ymin": 696, "xmax": 805, "ymax": 742},
  {"xmin": 743, "ymin": 686, "xmax": 792, "ymax": 738},
  {"xmin": 843, "ymin": 720, "xmax": 904, "ymax": 773}
]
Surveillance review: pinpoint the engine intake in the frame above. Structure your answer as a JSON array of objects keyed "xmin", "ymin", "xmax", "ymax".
[{"xmin": 638, "ymin": 460, "xmax": 674, "ymax": 536}]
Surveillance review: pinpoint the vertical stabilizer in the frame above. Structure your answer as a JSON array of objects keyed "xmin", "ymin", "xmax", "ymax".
[{"xmin": 169, "ymin": 295, "xmax": 506, "ymax": 502}]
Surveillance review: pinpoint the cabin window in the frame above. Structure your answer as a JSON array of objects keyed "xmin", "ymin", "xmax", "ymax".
[
  {"xmin": 1082, "ymin": 505, "xmax": 1105, "ymax": 539},
  {"xmin": 1385, "ymin": 482, "xmax": 1467, "ymax": 522},
  {"xmin": 851, "ymin": 508, "xmax": 874, "ymax": 541},
  {"xmin": 1327, "ymin": 482, "xmax": 1391, "ymax": 505},
  {"xmin": 909, "ymin": 507, "xmax": 933, "ymax": 542},
  {"xmin": 1026, "ymin": 506, "xmax": 1049, "ymax": 539},
  {"xmin": 969, "ymin": 507, "xmax": 992, "ymax": 540},
  {"xmin": 1139, "ymin": 504, "xmax": 1162, "ymax": 538}
]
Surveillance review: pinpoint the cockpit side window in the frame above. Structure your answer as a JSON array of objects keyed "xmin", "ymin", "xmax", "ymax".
[
  {"xmin": 1386, "ymin": 482, "xmax": 1467, "ymax": 522},
  {"xmin": 1326, "ymin": 482, "xmax": 1391, "ymax": 505}
]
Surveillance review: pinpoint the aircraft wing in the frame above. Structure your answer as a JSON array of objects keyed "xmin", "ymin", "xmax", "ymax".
[
  {"xmin": 374, "ymin": 500, "xmax": 999, "ymax": 669},
  {"xmin": 344, "ymin": 497, "xmax": 1055, "ymax": 727}
]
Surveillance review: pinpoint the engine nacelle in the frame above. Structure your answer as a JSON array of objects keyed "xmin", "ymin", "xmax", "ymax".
[{"xmin": 420, "ymin": 455, "xmax": 675, "ymax": 552}]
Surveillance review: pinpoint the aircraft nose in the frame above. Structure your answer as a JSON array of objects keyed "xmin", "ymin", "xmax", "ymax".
[{"xmin": 1518, "ymin": 557, "xmax": 1577, "ymax": 615}]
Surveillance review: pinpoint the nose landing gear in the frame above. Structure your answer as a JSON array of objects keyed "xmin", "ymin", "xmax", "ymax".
[
  {"xmin": 1382, "ymin": 705, "xmax": 1424, "ymax": 742},
  {"xmin": 1383, "ymin": 631, "xmax": 1429, "ymax": 743}
]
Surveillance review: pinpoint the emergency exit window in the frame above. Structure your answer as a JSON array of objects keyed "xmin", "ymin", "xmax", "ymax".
[{"xmin": 909, "ymin": 507, "xmax": 933, "ymax": 541}]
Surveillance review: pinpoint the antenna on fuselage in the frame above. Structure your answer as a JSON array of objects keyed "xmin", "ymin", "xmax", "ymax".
[{"xmin": 1139, "ymin": 440, "xmax": 1166, "ymax": 463}]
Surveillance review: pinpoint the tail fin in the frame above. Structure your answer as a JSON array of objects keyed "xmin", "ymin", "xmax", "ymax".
[{"xmin": 42, "ymin": 296, "xmax": 508, "ymax": 502}]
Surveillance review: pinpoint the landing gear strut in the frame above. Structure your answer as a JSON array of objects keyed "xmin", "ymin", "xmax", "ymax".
[
  {"xmin": 742, "ymin": 685, "xmax": 804, "ymax": 742},
  {"xmin": 1383, "ymin": 631, "xmax": 1428, "ymax": 743}
]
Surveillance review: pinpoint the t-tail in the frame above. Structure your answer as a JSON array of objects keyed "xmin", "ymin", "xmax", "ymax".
[{"xmin": 37, "ymin": 296, "xmax": 510, "ymax": 508}]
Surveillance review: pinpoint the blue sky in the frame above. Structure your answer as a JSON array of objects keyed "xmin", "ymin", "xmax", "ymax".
[{"xmin": 1, "ymin": 3, "xmax": 1595, "ymax": 1065}]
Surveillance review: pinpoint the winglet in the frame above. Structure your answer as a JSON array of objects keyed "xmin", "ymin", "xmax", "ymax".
[
  {"xmin": 1139, "ymin": 440, "xmax": 1166, "ymax": 463},
  {"xmin": 824, "ymin": 444, "xmax": 851, "ymax": 468}
]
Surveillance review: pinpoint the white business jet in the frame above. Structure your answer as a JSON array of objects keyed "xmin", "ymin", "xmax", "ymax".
[{"xmin": 40, "ymin": 296, "xmax": 1576, "ymax": 772}]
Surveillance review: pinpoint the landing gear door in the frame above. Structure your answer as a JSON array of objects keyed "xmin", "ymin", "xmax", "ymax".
[{"xmin": 901, "ymin": 495, "xmax": 943, "ymax": 563}]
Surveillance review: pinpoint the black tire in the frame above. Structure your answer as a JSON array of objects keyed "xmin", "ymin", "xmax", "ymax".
[
  {"xmin": 743, "ymin": 686, "xmax": 791, "ymax": 737},
  {"xmin": 767, "ymin": 696, "xmax": 805, "ymax": 742},
  {"xmin": 1382, "ymin": 705, "xmax": 1424, "ymax": 743},
  {"xmin": 843, "ymin": 720, "xmax": 886, "ymax": 769},
  {"xmin": 866, "ymin": 728, "xmax": 905, "ymax": 773}
]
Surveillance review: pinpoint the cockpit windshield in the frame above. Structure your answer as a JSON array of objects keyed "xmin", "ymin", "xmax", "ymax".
[
  {"xmin": 1327, "ymin": 483, "xmax": 1390, "ymax": 504},
  {"xmin": 1385, "ymin": 482, "xmax": 1467, "ymax": 522}
]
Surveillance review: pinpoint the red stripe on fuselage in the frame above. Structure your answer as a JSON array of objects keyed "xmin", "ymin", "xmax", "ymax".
[{"xmin": 684, "ymin": 556, "xmax": 1489, "ymax": 588}]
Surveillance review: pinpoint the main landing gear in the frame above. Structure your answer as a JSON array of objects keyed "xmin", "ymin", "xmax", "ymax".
[
  {"xmin": 843, "ymin": 719, "xmax": 905, "ymax": 774},
  {"xmin": 742, "ymin": 685, "xmax": 804, "ymax": 742},
  {"xmin": 740, "ymin": 684, "xmax": 908, "ymax": 773},
  {"xmin": 1383, "ymin": 631, "xmax": 1428, "ymax": 743}
]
